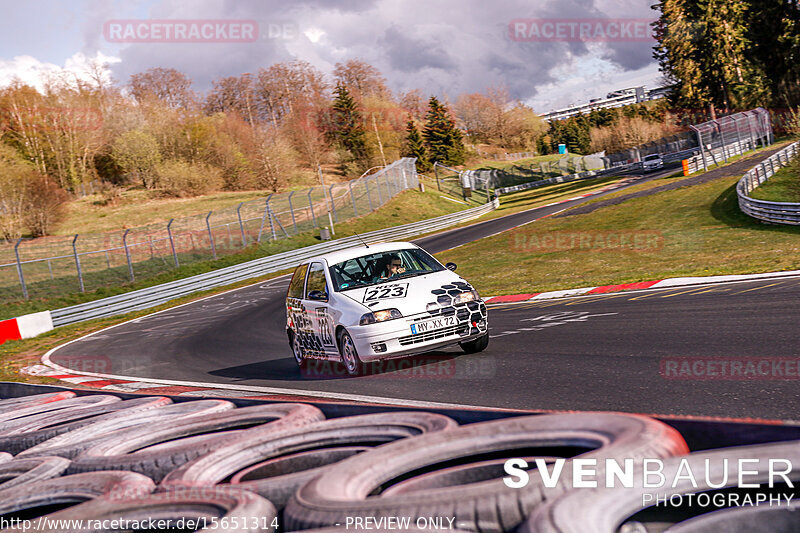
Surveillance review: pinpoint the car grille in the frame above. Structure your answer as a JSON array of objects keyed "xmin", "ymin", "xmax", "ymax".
[{"xmin": 398, "ymin": 324, "xmax": 469, "ymax": 346}]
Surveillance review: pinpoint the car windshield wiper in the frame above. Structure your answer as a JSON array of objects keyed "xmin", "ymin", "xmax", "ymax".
[{"xmin": 385, "ymin": 271, "xmax": 425, "ymax": 281}]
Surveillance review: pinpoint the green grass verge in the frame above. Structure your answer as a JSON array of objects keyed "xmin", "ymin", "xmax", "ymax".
[
  {"xmin": 749, "ymin": 158, "xmax": 800, "ymax": 203},
  {"xmin": 1, "ymin": 187, "xmax": 464, "ymax": 319},
  {"xmin": 437, "ymin": 169, "xmax": 800, "ymax": 296}
]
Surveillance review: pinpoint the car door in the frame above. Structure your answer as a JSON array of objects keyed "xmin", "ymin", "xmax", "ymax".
[{"xmin": 303, "ymin": 261, "xmax": 337, "ymax": 358}]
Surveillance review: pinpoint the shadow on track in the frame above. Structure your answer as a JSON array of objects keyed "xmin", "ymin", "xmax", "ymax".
[{"xmin": 209, "ymin": 349, "xmax": 463, "ymax": 382}]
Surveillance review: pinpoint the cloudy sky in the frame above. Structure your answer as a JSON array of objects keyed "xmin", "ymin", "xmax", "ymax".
[{"xmin": 0, "ymin": 0, "xmax": 663, "ymax": 113}]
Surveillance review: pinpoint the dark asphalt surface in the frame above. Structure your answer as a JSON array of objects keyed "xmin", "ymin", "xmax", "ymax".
[{"xmin": 48, "ymin": 169, "xmax": 800, "ymax": 419}]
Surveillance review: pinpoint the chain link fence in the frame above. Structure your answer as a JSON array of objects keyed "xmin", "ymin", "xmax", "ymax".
[
  {"xmin": 431, "ymin": 163, "xmax": 492, "ymax": 204},
  {"xmin": 688, "ymin": 108, "xmax": 773, "ymax": 172},
  {"xmin": 0, "ymin": 158, "xmax": 418, "ymax": 302}
]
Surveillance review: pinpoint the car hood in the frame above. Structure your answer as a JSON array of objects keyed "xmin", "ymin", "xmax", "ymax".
[{"xmin": 337, "ymin": 269, "xmax": 476, "ymax": 316}]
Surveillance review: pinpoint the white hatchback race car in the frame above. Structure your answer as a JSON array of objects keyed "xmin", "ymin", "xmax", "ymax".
[{"xmin": 285, "ymin": 242, "xmax": 489, "ymax": 375}]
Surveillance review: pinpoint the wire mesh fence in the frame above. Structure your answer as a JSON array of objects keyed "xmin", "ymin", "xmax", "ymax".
[
  {"xmin": 0, "ymin": 158, "xmax": 419, "ymax": 302},
  {"xmin": 688, "ymin": 108, "xmax": 773, "ymax": 172},
  {"xmin": 479, "ymin": 154, "xmax": 606, "ymax": 189},
  {"xmin": 431, "ymin": 163, "xmax": 492, "ymax": 204}
]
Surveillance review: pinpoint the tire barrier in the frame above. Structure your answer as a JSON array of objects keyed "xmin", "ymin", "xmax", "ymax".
[
  {"xmin": 0, "ymin": 394, "xmax": 120, "ymax": 426},
  {"xmin": 0, "ymin": 392, "xmax": 76, "ymax": 414},
  {"xmin": 66, "ymin": 403, "xmax": 325, "ymax": 481},
  {"xmin": 0, "ymin": 456, "xmax": 71, "ymax": 491},
  {"xmin": 2, "ymin": 486, "xmax": 276, "ymax": 533},
  {"xmin": 283, "ymin": 413, "xmax": 688, "ymax": 533},
  {"xmin": 18, "ymin": 399, "xmax": 234, "ymax": 459},
  {"xmin": 0, "ymin": 471, "xmax": 155, "ymax": 524},
  {"xmin": 0, "ymin": 396, "xmax": 172, "ymax": 455},
  {"xmin": 161, "ymin": 412, "xmax": 458, "ymax": 509},
  {"xmin": 0, "ymin": 389, "xmax": 795, "ymax": 532}
]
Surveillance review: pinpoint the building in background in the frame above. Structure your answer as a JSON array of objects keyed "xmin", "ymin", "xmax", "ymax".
[{"xmin": 541, "ymin": 86, "xmax": 670, "ymax": 122}]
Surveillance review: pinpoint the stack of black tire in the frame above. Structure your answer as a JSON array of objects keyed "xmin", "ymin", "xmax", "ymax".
[{"xmin": 0, "ymin": 391, "xmax": 795, "ymax": 532}]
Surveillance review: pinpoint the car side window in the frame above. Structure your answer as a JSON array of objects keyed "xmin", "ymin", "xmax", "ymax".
[
  {"xmin": 287, "ymin": 264, "xmax": 308, "ymax": 299},
  {"xmin": 305, "ymin": 262, "xmax": 328, "ymax": 299}
]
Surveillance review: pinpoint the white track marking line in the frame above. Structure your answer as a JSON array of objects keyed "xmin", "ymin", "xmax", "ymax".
[{"xmin": 485, "ymin": 274, "xmax": 800, "ymax": 308}]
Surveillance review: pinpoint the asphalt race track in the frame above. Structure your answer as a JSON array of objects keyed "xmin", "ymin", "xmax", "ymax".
[{"xmin": 48, "ymin": 169, "xmax": 800, "ymax": 420}]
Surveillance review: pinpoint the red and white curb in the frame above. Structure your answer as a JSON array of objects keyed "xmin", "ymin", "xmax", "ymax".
[
  {"xmin": 0, "ymin": 311, "xmax": 54, "ymax": 345},
  {"xmin": 19, "ymin": 363, "xmax": 374, "ymax": 403},
  {"xmin": 484, "ymin": 268, "xmax": 800, "ymax": 305}
]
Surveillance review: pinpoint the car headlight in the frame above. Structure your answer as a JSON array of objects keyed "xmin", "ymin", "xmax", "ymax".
[
  {"xmin": 360, "ymin": 308, "xmax": 403, "ymax": 325},
  {"xmin": 454, "ymin": 290, "xmax": 480, "ymax": 304}
]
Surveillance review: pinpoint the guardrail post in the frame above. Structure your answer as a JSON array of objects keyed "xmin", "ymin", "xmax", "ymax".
[
  {"xmin": 167, "ymin": 219, "xmax": 179, "ymax": 267},
  {"xmin": 72, "ymin": 234, "xmax": 85, "ymax": 293},
  {"xmin": 329, "ymin": 184, "xmax": 337, "ymax": 222},
  {"xmin": 205, "ymin": 211, "xmax": 217, "ymax": 260},
  {"xmin": 307, "ymin": 187, "xmax": 317, "ymax": 227},
  {"xmin": 349, "ymin": 182, "xmax": 358, "ymax": 217},
  {"xmin": 287, "ymin": 191, "xmax": 298, "ymax": 234},
  {"xmin": 236, "ymin": 202, "xmax": 246, "ymax": 247},
  {"xmin": 123, "ymin": 229, "xmax": 134, "ymax": 282},
  {"xmin": 14, "ymin": 238, "xmax": 28, "ymax": 300}
]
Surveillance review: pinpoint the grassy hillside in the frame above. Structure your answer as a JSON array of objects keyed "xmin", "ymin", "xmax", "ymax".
[{"xmin": 438, "ymin": 168, "xmax": 800, "ymax": 295}]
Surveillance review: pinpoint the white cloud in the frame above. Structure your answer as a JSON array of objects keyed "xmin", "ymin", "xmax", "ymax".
[{"xmin": 0, "ymin": 51, "xmax": 120, "ymax": 92}]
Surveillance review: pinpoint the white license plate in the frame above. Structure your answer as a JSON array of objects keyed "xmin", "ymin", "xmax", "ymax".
[{"xmin": 410, "ymin": 316, "xmax": 457, "ymax": 334}]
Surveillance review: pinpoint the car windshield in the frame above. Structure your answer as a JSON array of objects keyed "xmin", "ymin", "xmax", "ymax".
[
  {"xmin": 329, "ymin": 248, "xmax": 445, "ymax": 292},
  {"xmin": 644, "ymin": 154, "xmax": 661, "ymax": 161}
]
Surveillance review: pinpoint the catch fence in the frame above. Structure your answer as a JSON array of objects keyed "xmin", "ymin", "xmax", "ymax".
[{"xmin": 0, "ymin": 159, "xmax": 418, "ymax": 301}]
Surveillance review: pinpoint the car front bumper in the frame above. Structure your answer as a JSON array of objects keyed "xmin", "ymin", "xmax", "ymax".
[{"xmin": 348, "ymin": 302, "xmax": 488, "ymax": 362}]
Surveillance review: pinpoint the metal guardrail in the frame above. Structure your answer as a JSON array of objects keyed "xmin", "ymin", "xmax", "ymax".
[
  {"xmin": 737, "ymin": 141, "xmax": 800, "ymax": 225},
  {"xmin": 50, "ymin": 199, "xmax": 498, "ymax": 327}
]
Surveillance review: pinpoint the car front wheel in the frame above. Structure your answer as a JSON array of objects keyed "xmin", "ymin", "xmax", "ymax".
[
  {"xmin": 338, "ymin": 330, "xmax": 363, "ymax": 377},
  {"xmin": 460, "ymin": 332, "xmax": 489, "ymax": 354}
]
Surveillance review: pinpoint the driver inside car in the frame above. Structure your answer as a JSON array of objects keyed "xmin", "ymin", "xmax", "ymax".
[{"xmin": 378, "ymin": 254, "xmax": 406, "ymax": 280}]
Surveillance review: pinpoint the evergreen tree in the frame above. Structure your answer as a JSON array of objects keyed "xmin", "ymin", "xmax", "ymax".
[
  {"xmin": 402, "ymin": 118, "xmax": 430, "ymax": 172},
  {"xmin": 653, "ymin": 0, "xmax": 772, "ymax": 114},
  {"xmin": 422, "ymin": 96, "xmax": 465, "ymax": 166},
  {"xmin": 329, "ymin": 83, "xmax": 369, "ymax": 172}
]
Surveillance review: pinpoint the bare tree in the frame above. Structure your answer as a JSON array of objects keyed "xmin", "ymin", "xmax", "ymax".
[
  {"xmin": 332, "ymin": 59, "xmax": 390, "ymax": 101},
  {"xmin": 254, "ymin": 60, "xmax": 327, "ymax": 128},
  {"xmin": 204, "ymin": 74, "xmax": 257, "ymax": 125},
  {"xmin": 129, "ymin": 67, "xmax": 196, "ymax": 109}
]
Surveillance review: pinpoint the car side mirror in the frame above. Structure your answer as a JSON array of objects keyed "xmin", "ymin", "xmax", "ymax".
[
  {"xmin": 445, "ymin": 262, "xmax": 457, "ymax": 271},
  {"xmin": 308, "ymin": 290, "xmax": 328, "ymax": 301}
]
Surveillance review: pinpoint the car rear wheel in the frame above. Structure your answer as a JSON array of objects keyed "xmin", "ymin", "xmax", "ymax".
[
  {"xmin": 290, "ymin": 332, "xmax": 306, "ymax": 369},
  {"xmin": 459, "ymin": 332, "xmax": 489, "ymax": 354},
  {"xmin": 338, "ymin": 330, "xmax": 363, "ymax": 376}
]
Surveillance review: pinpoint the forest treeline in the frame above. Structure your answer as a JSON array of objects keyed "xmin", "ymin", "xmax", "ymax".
[{"xmin": 2, "ymin": 0, "xmax": 798, "ymax": 239}]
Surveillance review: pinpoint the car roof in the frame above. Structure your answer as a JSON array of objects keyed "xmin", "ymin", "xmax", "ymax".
[{"xmin": 305, "ymin": 241, "xmax": 419, "ymax": 266}]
